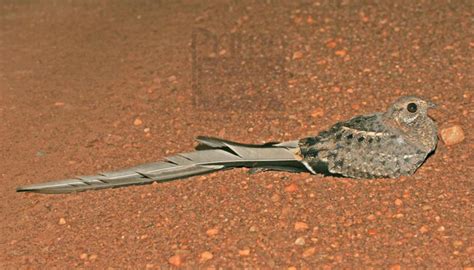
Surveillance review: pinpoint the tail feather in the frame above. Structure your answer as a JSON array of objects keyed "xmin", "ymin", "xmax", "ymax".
[{"xmin": 16, "ymin": 136, "xmax": 304, "ymax": 194}]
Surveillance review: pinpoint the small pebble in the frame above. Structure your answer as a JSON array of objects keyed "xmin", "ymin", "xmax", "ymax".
[
  {"xmin": 440, "ymin": 125, "xmax": 465, "ymax": 145},
  {"xmin": 206, "ymin": 228, "xmax": 219, "ymax": 236},
  {"xmin": 326, "ymin": 40, "xmax": 337, "ymax": 48},
  {"xmin": 422, "ymin": 205, "xmax": 432, "ymax": 211},
  {"xmin": 394, "ymin": 198, "xmax": 403, "ymax": 206},
  {"xmin": 134, "ymin": 118, "xmax": 143, "ymax": 126},
  {"xmin": 59, "ymin": 218, "xmax": 66, "ymax": 225},
  {"xmin": 293, "ymin": 16, "xmax": 303, "ymax": 24},
  {"xmin": 419, "ymin": 225, "xmax": 429, "ymax": 233},
  {"xmin": 335, "ymin": 50, "xmax": 347, "ymax": 57},
  {"xmin": 367, "ymin": 228, "xmax": 377, "ymax": 235},
  {"xmin": 351, "ymin": 104, "xmax": 360, "ymax": 110},
  {"xmin": 89, "ymin": 254, "xmax": 98, "ymax": 261},
  {"xmin": 302, "ymin": 247, "xmax": 316, "ymax": 258},
  {"xmin": 168, "ymin": 254, "xmax": 183, "ymax": 267},
  {"xmin": 239, "ymin": 249, "xmax": 250, "ymax": 256},
  {"xmin": 200, "ymin": 251, "xmax": 213, "ymax": 262},
  {"xmin": 389, "ymin": 264, "xmax": 401, "ymax": 270},
  {"xmin": 367, "ymin": 214, "xmax": 376, "ymax": 221},
  {"xmin": 466, "ymin": 246, "xmax": 474, "ymax": 254},
  {"xmin": 295, "ymin": 237, "xmax": 305, "ymax": 246},
  {"xmin": 292, "ymin": 51, "xmax": 303, "ymax": 60},
  {"xmin": 393, "ymin": 213, "xmax": 404, "ymax": 219},
  {"xmin": 311, "ymin": 108, "xmax": 325, "ymax": 118},
  {"xmin": 294, "ymin": 221, "xmax": 309, "ymax": 231},
  {"xmin": 80, "ymin": 253, "xmax": 88, "ymax": 260},
  {"xmin": 453, "ymin": 240, "xmax": 463, "ymax": 248},
  {"xmin": 284, "ymin": 183, "xmax": 298, "ymax": 193}
]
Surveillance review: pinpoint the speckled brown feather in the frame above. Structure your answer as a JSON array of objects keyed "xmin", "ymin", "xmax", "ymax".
[{"xmin": 299, "ymin": 96, "xmax": 438, "ymax": 178}]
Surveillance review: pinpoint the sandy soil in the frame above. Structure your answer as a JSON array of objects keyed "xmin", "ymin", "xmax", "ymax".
[{"xmin": 1, "ymin": 0, "xmax": 472, "ymax": 268}]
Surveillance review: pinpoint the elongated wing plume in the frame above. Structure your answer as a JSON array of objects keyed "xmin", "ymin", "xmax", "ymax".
[{"xmin": 16, "ymin": 136, "xmax": 306, "ymax": 194}]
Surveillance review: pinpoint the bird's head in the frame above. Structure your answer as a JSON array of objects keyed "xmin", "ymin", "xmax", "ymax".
[
  {"xmin": 384, "ymin": 95, "xmax": 438, "ymax": 152},
  {"xmin": 385, "ymin": 96, "xmax": 436, "ymax": 127}
]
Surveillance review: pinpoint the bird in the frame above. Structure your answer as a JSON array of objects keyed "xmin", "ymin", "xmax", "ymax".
[{"xmin": 17, "ymin": 96, "xmax": 438, "ymax": 194}]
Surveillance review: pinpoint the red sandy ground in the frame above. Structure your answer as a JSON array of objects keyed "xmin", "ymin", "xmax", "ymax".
[{"xmin": 1, "ymin": 1, "xmax": 472, "ymax": 269}]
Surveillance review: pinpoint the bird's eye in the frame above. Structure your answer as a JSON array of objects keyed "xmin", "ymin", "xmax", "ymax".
[{"xmin": 407, "ymin": 103, "xmax": 417, "ymax": 113}]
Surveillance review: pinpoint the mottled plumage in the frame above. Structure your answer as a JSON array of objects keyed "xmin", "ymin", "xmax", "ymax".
[
  {"xmin": 17, "ymin": 96, "xmax": 438, "ymax": 194},
  {"xmin": 299, "ymin": 96, "xmax": 438, "ymax": 178}
]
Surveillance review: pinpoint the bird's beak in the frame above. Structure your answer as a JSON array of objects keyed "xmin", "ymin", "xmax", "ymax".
[{"xmin": 427, "ymin": 100, "xmax": 437, "ymax": 108}]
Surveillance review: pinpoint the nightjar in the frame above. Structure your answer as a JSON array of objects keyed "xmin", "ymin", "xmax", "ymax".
[{"xmin": 298, "ymin": 96, "xmax": 438, "ymax": 178}]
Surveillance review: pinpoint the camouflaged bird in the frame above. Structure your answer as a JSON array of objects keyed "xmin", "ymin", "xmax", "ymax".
[{"xmin": 17, "ymin": 96, "xmax": 438, "ymax": 194}]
